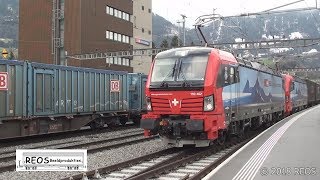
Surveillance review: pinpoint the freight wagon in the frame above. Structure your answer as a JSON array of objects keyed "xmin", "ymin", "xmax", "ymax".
[
  {"xmin": 305, "ymin": 79, "xmax": 320, "ymax": 107},
  {"xmin": 0, "ymin": 60, "xmax": 146, "ymax": 139},
  {"xmin": 128, "ymin": 73, "xmax": 148, "ymax": 124}
]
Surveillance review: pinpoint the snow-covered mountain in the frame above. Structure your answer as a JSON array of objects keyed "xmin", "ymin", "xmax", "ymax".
[
  {"xmin": 153, "ymin": 10, "xmax": 320, "ymax": 53},
  {"xmin": 0, "ymin": 0, "xmax": 18, "ymax": 48}
]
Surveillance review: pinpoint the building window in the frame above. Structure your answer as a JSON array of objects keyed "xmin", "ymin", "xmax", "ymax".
[
  {"xmin": 148, "ymin": 9, "xmax": 151, "ymax": 13},
  {"xmin": 109, "ymin": 7, "xmax": 114, "ymax": 16},
  {"xmin": 121, "ymin": 35, "xmax": 125, "ymax": 43},
  {"xmin": 117, "ymin": 10, "xmax": 122, "ymax": 18},
  {"xmin": 148, "ymin": 30, "xmax": 151, "ymax": 35},
  {"xmin": 125, "ymin": 58, "xmax": 129, "ymax": 66},
  {"xmin": 106, "ymin": 6, "xmax": 130, "ymax": 22},
  {"xmin": 114, "ymin": 33, "xmax": 118, "ymax": 41},
  {"xmin": 108, "ymin": 58, "xmax": 130, "ymax": 66},
  {"xmin": 106, "ymin": 6, "xmax": 110, "ymax": 14},
  {"xmin": 106, "ymin": 30, "xmax": 131, "ymax": 44},
  {"xmin": 121, "ymin": 12, "xmax": 125, "ymax": 20},
  {"xmin": 118, "ymin": 34, "xmax": 122, "ymax": 42},
  {"xmin": 142, "ymin": 6, "xmax": 144, "ymax": 10},
  {"xmin": 106, "ymin": 57, "xmax": 112, "ymax": 64},
  {"xmin": 142, "ymin": 28, "xmax": 144, "ymax": 33},
  {"xmin": 106, "ymin": 31, "xmax": 109, "ymax": 39}
]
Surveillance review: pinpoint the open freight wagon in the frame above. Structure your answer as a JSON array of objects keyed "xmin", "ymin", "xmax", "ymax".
[{"xmin": 0, "ymin": 60, "xmax": 147, "ymax": 139}]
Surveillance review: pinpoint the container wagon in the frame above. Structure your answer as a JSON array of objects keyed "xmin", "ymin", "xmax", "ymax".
[
  {"xmin": 316, "ymin": 83, "xmax": 320, "ymax": 104},
  {"xmin": 128, "ymin": 73, "xmax": 148, "ymax": 124},
  {"xmin": 305, "ymin": 79, "xmax": 318, "ymax": 107},
  {"xmin": 0, "ymin": 60, "xmax": 137, "ymax": 139}
]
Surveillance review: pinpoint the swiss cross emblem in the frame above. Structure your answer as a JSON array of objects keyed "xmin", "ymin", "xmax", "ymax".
[
  {"xmin": 110, "ymin": 80, "xmax": 120, "ymax": 92},
  {"xmin": 171, "ymin": 98, "xmax": 179, "ymax": 107}
]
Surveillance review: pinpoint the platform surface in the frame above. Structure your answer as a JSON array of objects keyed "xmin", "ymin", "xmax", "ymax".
[{"xmin": 204, "ymin": 105, "xmax": 320, "ymax": 180}]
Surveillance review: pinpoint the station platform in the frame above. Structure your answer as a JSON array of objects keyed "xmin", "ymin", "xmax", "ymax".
[{"xmin": 203, "ymin": 105, "xmax": 320, "ymax": 180}]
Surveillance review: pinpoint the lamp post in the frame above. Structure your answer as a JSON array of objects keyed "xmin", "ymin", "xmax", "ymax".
[{"xmin": 180, "ymin": 14, "xmax": 187, "ymax": 46}]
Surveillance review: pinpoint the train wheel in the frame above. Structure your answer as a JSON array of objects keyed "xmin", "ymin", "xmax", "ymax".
[
  {"xmin": 132, "ymin": 116, "xmax": 141, "ymax": 125},
  {"xmin": 106, "ymin": 122, "xmax": 116, "ymax": 128},
  {"xmin": 119, "ymin": 117, "xmax": 128, "ymax": 126},
  {"xmin": 217, "ymin": 131, "xmax": 226, "ymax": 145},
  {"xmin": 237, "ymin": 126, "xmax": 246, "ymax": 140},
  {"xmin": 90, "ymin": 119, "xmax": 105, "ymax": 129}
]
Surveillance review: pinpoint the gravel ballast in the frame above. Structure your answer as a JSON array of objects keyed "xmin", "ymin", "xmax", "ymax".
[
  {"xmin": 0, "ymin": 138, "xmax": 172, "ymax": 180},
  {"xmin": 0, "ymin": 128, "xmax": 142, "ymax": 155}
]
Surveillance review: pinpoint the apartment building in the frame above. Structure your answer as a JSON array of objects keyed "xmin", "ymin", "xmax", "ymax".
[
  {"xmin": 131, "ymin": 0, "xmax": 153, "ymax": 74},
  {"xmin": 19, "ymin": 0, "xmax": 134, "ymax": 72}
]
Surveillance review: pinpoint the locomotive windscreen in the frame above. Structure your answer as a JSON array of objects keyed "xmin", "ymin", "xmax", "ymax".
[
  {"xmin": 151, "ymin": 58, "xmax": 177, "ymax": 82},
  {"xmin": 176, "ymin": 55, "xmax": 208, "ymax": 81},
  {"xmin": 150, "ymin": 54, "xmax": 209, "ymax": 88}
]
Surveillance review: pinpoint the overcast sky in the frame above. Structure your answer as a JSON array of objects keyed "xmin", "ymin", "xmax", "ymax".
[{"xmin": 152, "ymin": 0, "xmax": 318, "ymax": 27}]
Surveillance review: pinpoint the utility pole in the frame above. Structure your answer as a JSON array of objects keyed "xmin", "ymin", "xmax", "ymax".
[
  {"xmin": 177, "ymin": 21, "xmax": 182, "ymax": 46},
  {"xmin": 181, "ymin": 14, "xmax": 187, "ymax": 46}
]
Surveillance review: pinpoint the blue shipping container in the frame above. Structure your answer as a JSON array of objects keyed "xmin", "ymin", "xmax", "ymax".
[{"xmin": 0, "ymin": 60, "xmax": 137, "ymax": 138}]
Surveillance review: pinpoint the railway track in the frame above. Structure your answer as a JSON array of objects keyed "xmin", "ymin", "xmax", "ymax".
[
  {"xmin": 60, "ymin": 148, "xmax": 183, "ymax": 180},
  {"xmin": 61, "ymin": 130, "xmax": 261, "ymax": 180},
  {"xmin": 0, "ymin": 124, "xmax": 138, "ymax": 148},
  {"xmin": 0, "ymin": 132, "xmax": 156, "ymax": 173},
  {"xmin": 127, "ymin": 139, "xmax": 246, "ymax": 180}
]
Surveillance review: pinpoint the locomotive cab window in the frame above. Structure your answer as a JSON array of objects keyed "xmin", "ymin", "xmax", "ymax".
[
  {"xmin": 291, "ymin": 82, "xmax": 295, "ymax": 91},
  {"xmin": 230, "ymin": 67, "xmax": 237, "ymax": 84},
  {"xmin": 224, "ymin": 66, "xmax": 228, "ymax": 84},
  {"xmin": 221, "ymin": 66, "xmax": 239, "ymax": 86}
]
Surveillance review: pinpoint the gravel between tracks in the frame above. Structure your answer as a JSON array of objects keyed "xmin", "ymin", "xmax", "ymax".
[
  {"xmin": 0, "ymin": 138, "xmax": 172, "ymax": 180},
  {"xmin": 0, "ymin": 134, "xmax": 146, "ymax": 167},
  {"xmin": 0, "ymin": 128, "xmax": 142, "ymax": 155}
]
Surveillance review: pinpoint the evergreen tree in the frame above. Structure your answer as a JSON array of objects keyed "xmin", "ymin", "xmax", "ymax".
[
  {"xmin": 171, "ymin": 35, "xmax": 179, "ymax": 47},
  {"xmin": 152, "ymin": 42, "xmax": 156, "ymax": 60},
  {"xmin": 160, "ymin": 39, "xmax": 169, "ymax": 48},
  {"xmin": 8, "ymin": 50, "xmax": 14, "ymax": 60}
]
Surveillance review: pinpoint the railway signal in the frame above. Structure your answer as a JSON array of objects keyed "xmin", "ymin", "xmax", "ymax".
[{"xmin": 2, "ymin": 49, "xmax": 8, "ymax": 59}]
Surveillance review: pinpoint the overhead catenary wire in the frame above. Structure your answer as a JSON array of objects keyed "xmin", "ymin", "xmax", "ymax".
[
  {"xmin": 303, "ymin": 0, "xmax": 320, "ymax": 29},
  {"xmin": 262, "ymin": 0, "xmax": 305, "ymax": 13}
]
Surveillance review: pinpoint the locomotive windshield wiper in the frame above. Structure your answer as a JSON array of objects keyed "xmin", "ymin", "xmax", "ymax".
[
  {"xmin": 160, "ymin": 59, "xmax": 178, "ymax": 87},
  {"xmin": 178, "ymin": 61, "xmax": 191, "ymax": 87}
]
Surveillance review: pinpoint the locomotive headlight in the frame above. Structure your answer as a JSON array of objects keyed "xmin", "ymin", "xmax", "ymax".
[
  {"xmin": 204, "ymin": 95, "xmax": 214, "ymax": 111},
  {"xmin": 146, "ymin": 97, "xmax": 152, "ymax": 111}
]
